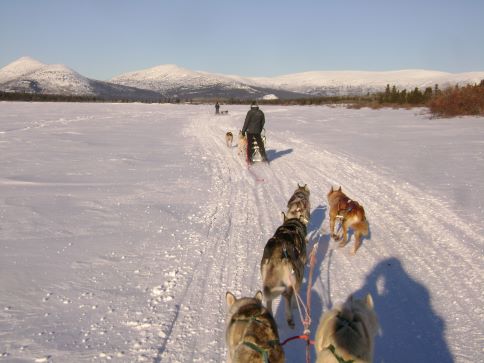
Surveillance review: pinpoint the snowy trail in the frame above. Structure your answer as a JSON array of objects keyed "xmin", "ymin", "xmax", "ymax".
[
  {"xmin": 174, "ymin": 108, "xmax": 483, "ymax": 362},
  {"xmin": 0, "ymin": 103, "xmax": 482, "ymax": 363}
]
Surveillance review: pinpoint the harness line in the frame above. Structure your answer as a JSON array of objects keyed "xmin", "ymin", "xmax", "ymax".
[{"xmin": 281, "ymin": 232, "xmax": 321, "ymax": 363}]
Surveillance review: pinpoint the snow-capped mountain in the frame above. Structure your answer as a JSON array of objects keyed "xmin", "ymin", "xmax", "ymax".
[
  {"xmin": 247, "ymin": 69, "xmax": 484, "ymax": 96},
  {"xmin": 110, "ymin": 64, "xmax": 305, "ymax": 99},
  {"xmin": 111, "ymin": 63, "xmax": 484, "ymax": 98},
  {"xmin": 0, "ymin": 57, "xmax": 161, "ymax": 101},
  {"xmin": 2, "ymin": 57, "xmax": 484, "ymax": 100},
  {"xmin": 0, "ymin": 56, "xmax": 45, "ymax": 84},
  {"xmin": 111, "ymin": 64, "xmax": 244, "ymax": 93},
  {"xmin": 0, "ymin": 57, "xmax": 93, "ymax": 95}
]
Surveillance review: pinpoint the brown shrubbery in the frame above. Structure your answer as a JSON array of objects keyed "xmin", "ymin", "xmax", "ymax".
[{"xmin": 427, "ymin": 83, "xmax": 484, "ymax": 117}]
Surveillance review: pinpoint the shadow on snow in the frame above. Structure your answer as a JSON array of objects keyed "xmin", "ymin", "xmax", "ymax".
[
  {"xmin": 266, "ymin": 148, "xmax": 293, "ymax": 162},
  {"xmin": 354, "ymin": 257, "xmax": 453, "ymax": 363},
  {"xmin": 277, "ymin": 205, "xmax": 452, "ymax": 363}
]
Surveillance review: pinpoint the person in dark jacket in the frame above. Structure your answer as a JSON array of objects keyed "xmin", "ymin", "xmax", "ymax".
[
  {"xmin": 242, "ymin": 101, "xmax": 268, "ymax": 163},
  {"xmin": 215, "ymin": 101, "xmax": 220, "ymax": 114}
]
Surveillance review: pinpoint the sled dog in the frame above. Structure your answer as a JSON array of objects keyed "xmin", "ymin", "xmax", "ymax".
[
  {"xmin": 315, "ymin": 294, "xmax": 379, "ymax": 363},
  {"xmin": 238, "ymin": 130, "xmax": 248, "ymax": 156},
  {"xmin": 226, "ymin": 131, "xmax": 234, "ymax": 147},
  {"xmin": 327, "ymin": 186, "xmax": 369, "ymax": 255},
  {"xmin": 225, "ymin": 291, "xmax": 284, "ymax": 363},
  {"xmin": 286, "ymin": 184, "xmax": 311, "ymax": 224},
  {"xmin": 221, "ymin": 110, "xmax": 229, "ymax": 115},
  {"xmin": 261, "ymin": 216, "xmax": 307, "ymax": 328}
]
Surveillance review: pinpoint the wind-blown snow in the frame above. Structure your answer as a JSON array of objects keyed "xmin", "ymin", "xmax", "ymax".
[{"xmin": 0, "ymin": 102, "xmax": 483, "ymax": 362}]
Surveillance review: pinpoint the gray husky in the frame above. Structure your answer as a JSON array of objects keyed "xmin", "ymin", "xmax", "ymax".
[
  {"xmin": 225, "ymin": 291, "xmax": 285, "ymax": 363},
  {"xmin": 286, "ymin": 184, "xmax": 311, "ymax": 224},
  {"xmin": 261, "ymin": 216, "xmax": 308, "ymax": 328},
  {"xmin": 315, "ymin": 294, "xmax": 379, "ymax": 363}
]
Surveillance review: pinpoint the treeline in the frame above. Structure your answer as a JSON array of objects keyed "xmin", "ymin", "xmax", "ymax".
[
  {"xmin": 374, "ymin": 81, "xmax": 484, "ymax": 116},
  {"xmin": 0, "ymin": 91, "xmax": 100, "ymax": 102},
  {"xmin": 377, "ymin": 84, "xmax": 437, "ymax": 105},
  {"xmin": 0, "ymin": 91, "xmax": 181, "ymax": 104},
  {"xmin": 250, "ymin": 81, "xmax": 484, "ymax": 117},
  {"xmin": 3, "ymin": 82, "xmax": 484, "ymax": 117}
]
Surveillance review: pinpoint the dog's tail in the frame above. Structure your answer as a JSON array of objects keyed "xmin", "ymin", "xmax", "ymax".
[
  {"xmin": 353, "ymin": 220, "xmax": 369, "ymax": 237},
  {"xmin": 261, "ymin": 259, "xmax": 294, "ymax": 300}
]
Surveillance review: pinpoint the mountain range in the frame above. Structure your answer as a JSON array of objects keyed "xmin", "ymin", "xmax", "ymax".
[{"xmin": 1, "ymin": 56, "xmax": 484, "ymax": 100}]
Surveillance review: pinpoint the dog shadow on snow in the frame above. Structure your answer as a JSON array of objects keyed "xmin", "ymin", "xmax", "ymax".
[
  {"xmin": 266, "ymin": 148, "xmax": 293, "ymax": 162},
  {"xmin": 275, "ymin": 204, "xmax": 331, "ymax": 363},
  {"xmin": 354, "ymin": 257, "xmax": 453, "ymax": 363}
]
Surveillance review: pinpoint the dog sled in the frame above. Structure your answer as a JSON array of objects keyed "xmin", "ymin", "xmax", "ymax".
[{"xmin": 249, "ymin": 128, "xmax": 266, "ymax": 163}]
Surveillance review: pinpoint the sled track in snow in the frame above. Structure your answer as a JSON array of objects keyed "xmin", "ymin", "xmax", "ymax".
[{"xmin": 159, "ymin": 109, "xmax": 482, "ymax": 362}]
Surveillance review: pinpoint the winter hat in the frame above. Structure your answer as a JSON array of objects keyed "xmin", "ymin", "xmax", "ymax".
[{"xmin": 251, "ymin": 101, "xmax": 258, "ymax": 108}]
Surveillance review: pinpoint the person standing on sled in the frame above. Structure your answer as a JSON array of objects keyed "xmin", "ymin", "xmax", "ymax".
[{"xmin": 242, "ymin": 101, "xmax": 268, "ymax": 163}]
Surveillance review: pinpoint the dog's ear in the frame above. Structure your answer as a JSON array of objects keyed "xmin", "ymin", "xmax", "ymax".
[
  {"xmin": 282, "ymin": 211, "xmax": 287, "ymax": 222},
  {"xmin": 297, "ymin": 183, "xmax": 302, "ymax": 188},
  {"xmin": 254, "ymin": 290, "xmax": 263, "ymax": 302},
  {"xmin": 338, "ymin": 186, "xmax": 342, "ymax": 192},
  {"xmin": 330, "ymin": 186, "xmax": 334, "ymax": 193},
  {"xmin": 365, "ymin": 293, "xmax": 374, "ymax": 310},
  {"xmin": 226, "ymin": 291, "xmax": 236, "ymax": 306}
]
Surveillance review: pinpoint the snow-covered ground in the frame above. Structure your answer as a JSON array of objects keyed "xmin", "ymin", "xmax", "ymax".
[{"xmin": 0, "ymin": 102, "xmax": 482, "ymax": 363}]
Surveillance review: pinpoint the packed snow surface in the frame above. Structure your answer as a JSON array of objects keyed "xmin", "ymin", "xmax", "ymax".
[{"xmin": 0, "ymin": 102, "xmax": 483, "ymax": 363}]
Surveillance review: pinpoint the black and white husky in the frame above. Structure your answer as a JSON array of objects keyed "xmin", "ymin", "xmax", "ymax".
[
  {"xmin": 286, "ymin": 184, "xmax": 311, "ymax": 225},
  {"xmin": 260, "ymin": 216, "xmax": 308, "ymax": 328}
]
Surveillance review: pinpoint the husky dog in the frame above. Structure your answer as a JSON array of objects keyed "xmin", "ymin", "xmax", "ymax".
[
  {"xmin": 226, "ymin": 131, "xmax": 234, "ymax": 147},
  {"xmin": 238, "ymin": 130, "xmax": 248, "ymax": 156},
  {"xmin": 261, "ymin": 216, "xmax": 307, "ymax": 328},
  {"xmin": 327, "ymin": 186, "xmax": 369, "ymax": 255},
  {"xmin": 225, "ymin": 291, "xmax": 284, "ymax": 363},
  {"xmin": 315, "ymin": 294, "xmax": 379, "ymax": 363},
  {"xmin": 286, "ymin": 184, "xmax": 311, "ymax": 224},
  {"xmin": 221, "ymin": 110, "xmax": 229, "ymax": 115}
]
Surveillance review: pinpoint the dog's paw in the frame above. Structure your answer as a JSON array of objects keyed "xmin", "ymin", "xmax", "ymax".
[
  {"xmin": 338, "ymin": 240, "xmax": 347, "ymax": 248},
  {"xmin": 332, "ymin": 233, "xmax": 341, "ymax": 241}
]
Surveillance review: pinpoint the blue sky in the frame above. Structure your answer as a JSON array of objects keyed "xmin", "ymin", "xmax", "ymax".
[{"xmin": 1, "ymin": 0, "xmax": 483, "ymax": 80}]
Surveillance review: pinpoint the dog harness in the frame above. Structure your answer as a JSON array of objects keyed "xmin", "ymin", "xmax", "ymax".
[
  {"xmin": 242, "ymin": 340, "xmax": 280, "ymax": 363},
  {"xmin": 287, "ymin": 192, "xmax": 311, "ymax": 223},
  {"xmin": 325, "ymin": 344, "xmax": 355, "ymax": 363},
  {"xmin": 336, "ymin": 199, "xmax": 356, "ymax": 219},
  {"xmin": 276, "ymin": 221, "xmax": 307, "ymax": 261},
  {"xmin": 232, "ymin": 310, "xmax": 281, "ymax": 363}
]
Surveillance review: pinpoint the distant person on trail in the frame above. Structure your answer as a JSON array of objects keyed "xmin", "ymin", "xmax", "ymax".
[
  {"xmin": 242, "ymin": 101, "xmax": 268, "ymax": 163},
  {"xmin": 215, "ymin": 101, "xmax": 220, "ymax": 114}
]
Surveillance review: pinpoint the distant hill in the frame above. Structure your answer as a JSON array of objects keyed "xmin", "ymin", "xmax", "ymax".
[
  {"xmin": 0, "ymin": 57, "xmax": 162, "ymax": 101},
  {"xmin": 2, "ymin": 57, "xmax": 484, "ymax": 100},
  {"xmin": 109, "ymin": 64, "xmax": 306, "ymax": 100}
]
